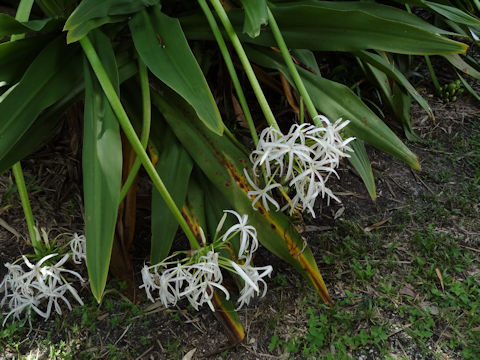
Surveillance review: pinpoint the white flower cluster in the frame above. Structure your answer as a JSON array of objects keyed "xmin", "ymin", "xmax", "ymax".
[
  {"xmin": 0, "ymin": 233, "xmax": 86, "ymax": 325},
  {"xmin": 141, "ymin": 210, "xmax": 272, "ymax": 311},
  {"xmin": 246, "ymin": 116, "xmax": 355, "ymax": 217}
]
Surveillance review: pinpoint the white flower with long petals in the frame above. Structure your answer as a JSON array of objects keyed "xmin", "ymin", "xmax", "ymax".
[
  {"xmin": 221, "ymin": 211, "xmax": 258, "ymax": 264},
  {"xmin": 243, "ymin": 169, "xmax": 281, "ymax": 211},
  {"xmin": 70, "ymin": 233, "xmax": 86, "ymax": 264},
  {"xmin": 181, "ymin": 251, "xmax": 229, "ymax": 311},
  {"xmin": 230, "ymin": 262, "xmax": 272, "ymax": 310}
]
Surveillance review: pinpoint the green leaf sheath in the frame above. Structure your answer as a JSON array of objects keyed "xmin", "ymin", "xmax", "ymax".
[
  {"xmin": 150, "ymin": 127, "xmax": 193, "ymax": 264},
  {"xmin": 129, "ymin": 5, "xmax": 224, "ymax": 135},
  {"xmin": 246, "ymin": 46, "xmax": 420, "ymax": 170},
  {"xmin": 182, "ymin": 1, "xmax": 467, "ymax": 54},
  {"xmin": 82, "ymin": 31, "xmax": 122, "ymax": 302}
]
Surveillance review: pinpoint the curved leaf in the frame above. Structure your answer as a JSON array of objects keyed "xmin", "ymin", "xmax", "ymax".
[
  {"xmin": 152, "ymin": 88, "xmax": 333, "ymax": 306},
  {"xmin": 347, "ymin": 140, "xmax": 376, "ymax": 201},
  {"xmin": 444, "ymin": 53, "xmax": 480, "ymax": 80},
  {"xmin": 246, "ymin": 46, "xmax": 420, "ymax": 169},
  {"xmin": 83, "ymin": 31, "xmax": 122, "ymax": 302},
  {"xmin": 0, "ymin": 36, "xmax": 82, "ymax": 158},
  {"xmin": 239, "ymin": 0, "xmax": 268, "ymax": 38},
  {"xmin": 64, "ymin": 0, "xmax": 159, "ymax": 43},
  {"xmin": 422, "ymin": 1, "xmax": 480, "ymax": 26},
  {"xmin": 0, "ymin": 14, "xmax": 60, "ymax": 40},
  {"xmin": 355, "ymin": 50, "xmax": 433, "ymax": 120},
  {"xmin": 129, "ymin": 5, "xmax": 224, "ymax": 135},
  {"xmin": 181, "ymin": 1, "xmax": 467, "ymax": 54},
  {"xmin": 0, "ymin": 35, "xmax": 53, "ymax": 86}
]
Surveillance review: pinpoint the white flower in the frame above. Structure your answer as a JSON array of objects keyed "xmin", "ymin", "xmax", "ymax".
[
  {"xmin": 70, "ymin": 233, "xmax": 86, "ymax": 264},
  {"xmin": 230, "ymin": 262, "xmax": 272, "ymax": 310},
  {"xmin": 1, "ymin": 252, "xmax": 84, "ymax": 325},
  {"xmin": 181, "ymin": 251, "xmax": 229, "ymax": 311},
  {"xmin": 221, "ymin": 210, "xmax": 258, "ymax": 264},
  {"xmin": 243, "ymin": 168, "xmax": 281, "ymax": 211}
]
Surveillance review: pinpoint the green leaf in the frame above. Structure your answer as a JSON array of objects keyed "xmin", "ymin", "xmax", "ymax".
[
  {"xmin": 0, "ymin": 47, "xmax": 136, "ymax": 175},
  {"xmin": 391, "ymin": 82, "xmax": 421, "ymax": 142},
  {"xmin": 0, "ymin": 14, "xmax": 60, "ymax": 40},
  {"xmin": 0, "ymin": 36, "xmax": 82, "ymax": 159},
  {"xmin": 246, "ymin": 46, "xmax": 420, "ymax": 169},
  {"xmin": 64, "ymin": 0, "xmax": 159, "ymax": 43},
  {"xmin": 444, "ymin": 54, "xmax": 480, "ymax": 80},
  {"xmin": 182, "ymin": 1, "xmax": 467, "ymax": 54},
  {"xmin": 347, "ymin": 140, "xmax": 376, "ymax": 201},
  {"xmin": 422, "ymin": 1, "xmax": 480, "ymax": 26},
  {"xmin": 129, "ymin": 5, "xmax": 224, "ymax": 135},
  {"xmin": 82, "ymin": 31, "xmax": 122, "ymax": 302},
  {"xmin": 355, "ymin": 50, "xmax": 433, "ymax": 121},
  {"xmin": 152, "ymin": 88, "xmax": 333, "ymax": 305},
  {"xmin": 149, "ymin": 126, "xmax": 193, "ymax": 264},
  {"xmin": 239, "ymin": 0, "xmax": 268, "ymax": 38},
  {"xmin": 0, "ymin": 35, "xmax": 53, "ymax": 86}
]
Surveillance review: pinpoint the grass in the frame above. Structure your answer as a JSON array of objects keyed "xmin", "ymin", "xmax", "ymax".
[{"xmin": 264, "ymin": 121, "xmax": 480, "ymax": 359}]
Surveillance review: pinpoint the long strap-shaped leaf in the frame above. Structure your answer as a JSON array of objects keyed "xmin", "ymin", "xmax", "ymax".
[
  {"xmin": 355, "ymin": 50, "xmax": 433, "ymax": 121},
  {"xmin": 82, "ymin": 30, "xmax": 122, "ymax": 302},
  {"xmin": 0, "ymin": 36, "xmax": 82, "ymax": 158},
  {"xmin": 129, "ymin": 5, "xmax": 224, "ymax": 135},
  {"xmin": 152, "ymin": 88, "xmax": 333, "ymax": 305},
  {"xmin": 246, "ymin": 46, "xmax": 420, "ymax": 170},
  {"xmin": 181, "ymin": 1, "xmax": 467, "ymax": 54}
]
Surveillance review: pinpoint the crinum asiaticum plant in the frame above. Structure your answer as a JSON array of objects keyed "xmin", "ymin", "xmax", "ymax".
[{"xmin": 0, "ymin": 0, "xmax": 473, "ymax": 338}]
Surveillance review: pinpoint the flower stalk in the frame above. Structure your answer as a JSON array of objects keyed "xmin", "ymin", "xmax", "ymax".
[
  {"xmin": 10, "ymin": 0, "xmax": 38, "ymax": 252},
  {"xmin": 198, "ymin": 0, "xmax": 259, "ymax": 146},
  {"xmin": 118, "ymin": 58, "xmax": 152, "ymax": 204},
  {"xmin": 209, "ymin": 0, "xmax": 279, "ymax": 131},
  {"xmin": 266, "ymin": 8, "xmax": 319, "ymax": 122}
]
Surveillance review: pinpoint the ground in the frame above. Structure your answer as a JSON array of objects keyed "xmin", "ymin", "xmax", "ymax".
[{"xmin": 0, "ymin": 90, "xmax": 479, "ymax": 359}]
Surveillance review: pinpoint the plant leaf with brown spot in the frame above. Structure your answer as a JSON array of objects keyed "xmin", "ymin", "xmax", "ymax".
[{"xmin": 152, "ymin": 88, "xmax": 332, "ymax": 305}]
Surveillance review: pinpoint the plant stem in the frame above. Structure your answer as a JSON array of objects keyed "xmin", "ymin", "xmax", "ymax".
[
  {"xmin": 80, "ymin": 36, "xmax": 200, "ymax": 250},
  {"xmin": 209, "ymin": 0, "xmax": 279, "ymax": 131},
  {"xmin": 10, "ymin": 0, "xmax": 38, "ymax": 252},
  {"xmin": 198, "ymin": 0, "xmax": 259, "ymax": 146},
  {"xmin": 425, "ymin": 55, "xmax": 441, "ymax": 93},
  {"xmin": 266, "ymin": 8, "xmax": 318, "ymax": 122},
  {"xmin": 118, "ymin": 58, "xmax": 151, "ymax": 204},
  {"xmin": 11, "ymin": 164, "xmax": 40, "ymax": 251}
]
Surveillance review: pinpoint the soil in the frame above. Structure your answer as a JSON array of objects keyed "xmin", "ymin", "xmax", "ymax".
[{"xmin": 0, "ymin": 85, "xmax": 479, "ymax": 359}]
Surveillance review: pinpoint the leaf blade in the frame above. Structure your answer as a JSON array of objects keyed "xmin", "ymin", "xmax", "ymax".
[
  {"xmin": 82, "ymin": 31, "xmax": 122, "ymax": 302},
  {"xmin": 129, "ymin": 6, "xmax": 224, "ymax": 135}
]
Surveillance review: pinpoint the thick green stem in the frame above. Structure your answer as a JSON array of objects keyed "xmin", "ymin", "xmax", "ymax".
[
  {"xmin": 10, "ymin": 0, "xmax": 38, "ymax": 251},
  {"xmin": 209, "ymin": 0, "xmax": 279, "ymax": 131},
  {"xmin": 80, "ymin": 36, "xmax": 200, "ymax": 250},
  {"xmin": 118, "ymin": 59, "xmax": 151, "ymax": 204},
  {"xmin": 198, "ymin": 0, "xmax": 259, "ymax": 146},
  {"xmin": 266, "ymin": 8, "xmax": 318, "ymax": 122},
  {"xmin": 424, "ymin": 55, "xmax": 441, "ymax": 93}
]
